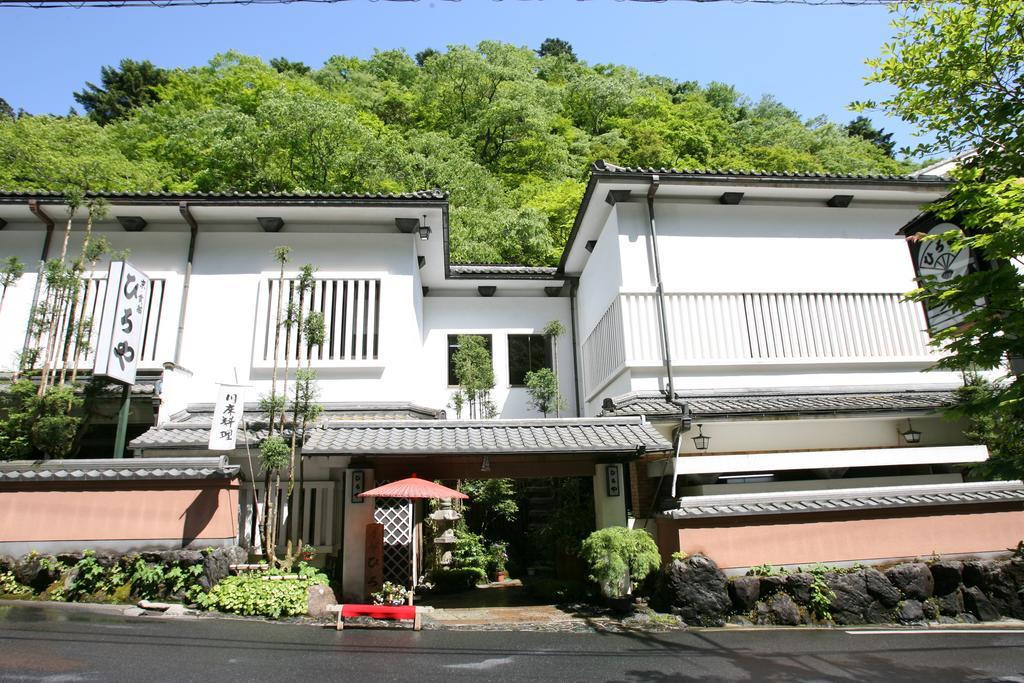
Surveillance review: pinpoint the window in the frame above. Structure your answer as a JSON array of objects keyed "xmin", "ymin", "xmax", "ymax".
[
  {"xmin": 447, "ymin": 334, "xmax": 493, "ymax": 386},
  {"xmin": 507, "ymin": 334, "xmax": 552, "ymax": 386}
]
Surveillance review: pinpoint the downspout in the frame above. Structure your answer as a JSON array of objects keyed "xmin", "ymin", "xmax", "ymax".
[
  {"xmin": 645, "ymin": 178, "xmax": 691, "ymax": 502},
  {"xmin": 568, "ymin": 277, "xmax": 582, "ymax": 417},
  {"xmin": 21, "ymin": 200, "xmax": 55, "ymax": 374},
  {"xmin": 645, "ymin": 176, "xmax": 679, "ymax": 406},
  {"xmin": 174, "ymin": 202, "xmax": 199, "ymax": 366}
]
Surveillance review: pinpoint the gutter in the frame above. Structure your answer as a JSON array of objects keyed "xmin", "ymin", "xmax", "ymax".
[
  {"xmin": 21, "ymin": 200, "xmax": 55, "ymax": 374},
  {"xmin": 174, "ymin": 202, "xmax": 199, "ymax": 366}
]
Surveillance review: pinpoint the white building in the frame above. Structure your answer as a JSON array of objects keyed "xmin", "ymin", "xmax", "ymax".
[{"xmin": 1, "ymin": 164, "xmax": 1020, "ymax": 596}]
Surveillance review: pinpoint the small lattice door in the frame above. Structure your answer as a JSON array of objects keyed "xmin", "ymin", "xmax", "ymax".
[{"xmin": 374, "ymin": 496, "xmax": 413, "ymax": 585}]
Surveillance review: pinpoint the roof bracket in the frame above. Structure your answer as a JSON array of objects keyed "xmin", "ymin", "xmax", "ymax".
[
  {"xmin": 257, "ymin": 217, "xmax": 284, "ymax": 233},
  {"xmin": 720, "ymin": 192, "xmax": 744, "ymax": 205},
  {"xmin": 827, "ymin": 195, "xmax": 854, "ymax": 208},
  {"xmin": 544, "ymin": 286, "xmax": 562, "ymax": 297},
  {"xmin": 117, "ymin": 216, "xmax": 147, "ymax": 232},
  {"xmin": 605, "ymin": 190, "xmax": 632, "ymax": 206},
  {"xmin": 477, "ymin": 286, "xmax": 497, "ymax": 297}
]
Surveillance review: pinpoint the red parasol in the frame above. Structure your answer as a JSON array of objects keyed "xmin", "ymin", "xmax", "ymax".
[
  {"xmin": 358, "ymin": 474, "xmax": 468, "ymax": 500},
  {"xmin": 357, "ymin": 474, "xmax": 468, "ymax": 604}
]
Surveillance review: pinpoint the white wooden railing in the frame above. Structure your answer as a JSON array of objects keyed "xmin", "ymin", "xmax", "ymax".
[
  {"xmin": 583, "ymin": 291, "xmax": 934, "ymax": 396},
  {"xmin": 240, "ymin": 480, "xmax": 336, "ymax": 553},
  {"xmin": 38, "ymin": 276, "xmax": 167, "ymax": 370},
  {"xmin": 254, "ymin": 277, "xmax": 382, "ymax": 368}
]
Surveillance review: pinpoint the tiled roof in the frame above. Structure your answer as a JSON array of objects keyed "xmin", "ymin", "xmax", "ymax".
[
  {"xmin": 600, "ymin": 387, "xmax": 959, "ymax": 419},
  {"xmin": 0, "ymin": 189, "xmax": 447, "ymax": 202},
  {"xmin": 303, "ymin": 417, "xmax": 671, "ymax": 455},
  {"xmin": 449, "ymin": 264, "xmax": 560, "ymax": 279},
  {"xmin": 168, "ymin": 402, "xmax": 445, "ymax": 424},
  {"xmin": 663, "ymin": 480, "xmax": 1024, "ymax": 519},
  {"xmin": 0, "ymin": 456, "xmax": 238, "ymax": 482},
  {"xmin": 591, "ymin": 160, "xmax": 951, "ymax": 183}
]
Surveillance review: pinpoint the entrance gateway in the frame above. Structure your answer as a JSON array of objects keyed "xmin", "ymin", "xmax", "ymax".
[{"xmin": 300, "ymin": 416, "xmax": 673, "ymax": 601}]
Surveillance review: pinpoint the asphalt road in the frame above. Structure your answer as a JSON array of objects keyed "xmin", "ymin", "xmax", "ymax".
[{"xmin": 1, "ymin": 602, "xmax": 1023, "ymax": 682}]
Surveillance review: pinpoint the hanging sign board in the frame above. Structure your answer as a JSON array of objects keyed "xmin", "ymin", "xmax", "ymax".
[
  {"xmin": 364, "ymin": 522, "xmax": 385, "ymax": 599},
  {"xmin": 905, "ymin": 219, "xmax": 983, "ymax": 334},
  {"xmin": 209, "ymin": 384, "xmax": 246, "ymax": 450},
  {"xmin": 93, "ymin": 260, "xmax": 151, "ymax": 385}
]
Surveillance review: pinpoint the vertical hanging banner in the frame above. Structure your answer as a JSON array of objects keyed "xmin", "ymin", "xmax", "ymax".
[
  {"xmin": 209, "ymin": 384, "xmax": 246, "ymax": 450},
  {"xmin": 93, "ymin": 261, "xmax": 151, "ymax": 385}
]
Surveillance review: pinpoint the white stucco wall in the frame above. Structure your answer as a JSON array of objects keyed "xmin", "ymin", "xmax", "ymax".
[
  {"xmin": 421, "ymin": 296, "xmax": 575, "ymax": 419},
  {"xmin": 614, "ymin": 201, "xmax": 924, "ymax": 294},
  {"xmin": 576, "ymin": 209, "xmax": 623, "ymax": 339}
]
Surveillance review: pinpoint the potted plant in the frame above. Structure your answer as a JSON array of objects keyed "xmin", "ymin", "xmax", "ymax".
[
  {"xmin": 489, "ymin": 542, "xmax": 508, "ymax": 582},
  {"xmin": 370, "ymin": 581, "xmax": 409, "ymax": 607},
  {"xmin": 579, "ymin": 527, "xmax": 660, "ymax": 613},
  {"xmin": 300, "ymin": 544, "xmax": 316, "ymax": 563}
]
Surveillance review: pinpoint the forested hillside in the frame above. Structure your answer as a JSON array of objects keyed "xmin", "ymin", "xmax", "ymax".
[{"xmin": 0, "ymin": 41, "xmax": 912, "ymax": 265}]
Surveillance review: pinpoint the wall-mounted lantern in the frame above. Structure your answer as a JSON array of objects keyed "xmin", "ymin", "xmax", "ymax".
[
  {"xmin": 692, "ymin": 423, "xmax": 710, "ymax": 451},
  {"xmin": 901, "ymin": 419, "xmax": 922, "ymax": 444},
  {"xmin": 419, "ymin": 214, "xmax": 431, "ymax": 241}
]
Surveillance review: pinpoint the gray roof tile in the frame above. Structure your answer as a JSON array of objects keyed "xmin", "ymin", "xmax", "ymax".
[
  {"xmin": 0, "ymin": 189, "xmax": 446, "ymax": 202},
  {"xmin": 0, "ymin": 456, "xmax": 238, "ymax": 482},
  {"xmin": 449, "ymin": 264, "xmax": 560, "ymax": 279},
  {"xmin": 302, "ymin": 418, "xmax": 671, "ymax": 455},
  {"xmin": 591, "ymin": 160, "xmax": 951, "ymax": 183},
  {"xmin": 131, "ymin": 417, "xmax": 672, "ymax": 454},
  {"xmin": 601, "ymin": 387, "xmax": 959, "ymax": 419},
  {"xmin": 664, "ymin": 480, "xmax": 1024, "ymax": 519}
]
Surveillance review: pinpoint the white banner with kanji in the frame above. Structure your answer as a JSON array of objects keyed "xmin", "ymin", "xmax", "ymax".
[
  {"xmin": 93, "ymin": 260, "xmax": 151, "ymax": 385},
  {"xmin": 209, "ymin": 384, "xmax": 246, "ymax": 451}
]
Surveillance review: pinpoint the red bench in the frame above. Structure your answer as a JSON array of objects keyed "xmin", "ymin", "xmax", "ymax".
[{"xmin": 326, "ymin": 604, "xmax": 421, "ymax": 631}]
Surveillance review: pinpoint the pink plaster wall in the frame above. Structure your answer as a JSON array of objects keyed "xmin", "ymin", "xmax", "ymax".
[
  {"xmin": 0, "ymin": 485, "xmax": 238, "ymax": 544},
  {"xmin": 658, "ymin": 507, "xmax": 1024, "ymax": 568}
]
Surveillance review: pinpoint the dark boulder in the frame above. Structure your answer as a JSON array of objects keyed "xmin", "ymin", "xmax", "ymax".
[
  {"xmin": 13, "ymin": 555, "xmax": 62, "ymax": 592},
  {"xmin": 863, "ymin": 568, "xmax": 900, "ymax": 607},
  {"xmin": 896, "ymin": 600, "xmax": 925, "ymax": 624},
  {"xmin": 825, "ymin": 572, "xmax": 873, "ymax": 625},
  {"xmin": 755, "ymin": 593, "xmax": 801, "ymax": 626},
  {"xmin": 962, "ymin": 560, "xmax": 991, "ymax": 589},
  {"xmin": 935, "ymin": 590, "xmax": 964, "ymax": 617},
  {"xmin": 55, "ymin": 552, "xmax": 84, "ymax": 567},
  {"xmin": 922, "ymin": 599, "xmax": 939, "ymax": 621},
  {"xmin": 201, "ymin": 546, "xmax": 247, "ymax": 590},
  {"xmin": 984, "ymin": 560, "xmax": 1024, "ymax": 619},
  {"xmin": 655, "ymin": 554, "xmax": 731, "ymax": 627},
  {"xmin": 758, "ymin": 575, "xmax": 785, "ymax": 599},
  {"xmin": 963, "ymin": 586, "xmax": 1000, "ymax": 622},
  {"xmin": 160, "ymin": 549, "xmax": 203, "ymax": 566},
  {"xmin": 865, "ymin": 601, "xmax": 895, "ymax": 625},
  {"xmin": 728, "ymin": 576, "xmax": 760, "ymax": 613},
  {"xmin": 784, "ymin": 573, "xmax": 814, "ymax": 605},
  {"xmin": 885, "ymin": 563, "xmax": 934, "ymax": 600},
  {"xmin": 929, "ymin": 561, "xmax": 962, "ymax": 596},
  {"xmin": 0, "ymin": 555, "xmax": 14, "ymax": 573}
]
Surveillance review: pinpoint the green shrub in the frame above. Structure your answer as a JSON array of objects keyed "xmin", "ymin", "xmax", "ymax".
[
  {"xmin": 427, "ymin": 567, "xmax": 486, "ymax": 593},
  {"xmin": 450, "ymin": 528, "xmax": 489, "ymax": 574},
  {"xmin": 197, "ymin": 563, "xmax": 328, "ymax": 618},
  {"xmin": 0, "ymin": 570, "xmax": 31, "ymax": 597},
  {"xmin": 579, "ymin": 527, "xmax": 661, "ymax": 598}
]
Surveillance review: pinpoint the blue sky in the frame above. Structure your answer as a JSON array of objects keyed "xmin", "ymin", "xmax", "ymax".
[{"xmin": 0, "ymin": 1, "xmax": 926, "ymax": 154}]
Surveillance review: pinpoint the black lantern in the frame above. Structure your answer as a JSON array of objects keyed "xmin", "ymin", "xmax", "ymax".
[
  {"xmin": 692, "ymin": 423, "xmax": 710, "ymax": 451},
  {"xmin": 419, "ymin": 215, "xmax": 431, "ymax": 241},
  {"xmin": 902, "ymin": 420, "xmax": 922, "ymax": 444}
]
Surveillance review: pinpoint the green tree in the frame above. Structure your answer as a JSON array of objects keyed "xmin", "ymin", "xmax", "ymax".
[
  {"xmin": 0, "ymin": 256, "xmax": 25, "ymax": 318},
  {"xmin": 537, "ymin": 37, "xmax": 577, "ymax": 62},
  {"xmin": 857, "ymin": 1, "xmax": 1024, "ymax": 434},
  {"xmin": 524, "ymin": 368, "xmax": 565, "ymax": 418},
  {"xmin": 73, "ymin": 59, "xmax": 169, "ymax": 125},
  {"xmin": 452, "ymin": 334, "xmax": 495, "ymax": 419},
  {"xmin": 846, "ymin": 115, "xmax": 896, "ymax": 158}
]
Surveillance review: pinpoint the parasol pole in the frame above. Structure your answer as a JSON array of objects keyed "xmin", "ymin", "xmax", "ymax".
[{"xmin": 410, "ymin": 501, "xmax": 417, "ymax": 606}]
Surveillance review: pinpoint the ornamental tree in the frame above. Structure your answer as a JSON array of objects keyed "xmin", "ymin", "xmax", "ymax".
[{"xmin": 857, "ymin": 1, "xmax": 1024, "ymax": 416}]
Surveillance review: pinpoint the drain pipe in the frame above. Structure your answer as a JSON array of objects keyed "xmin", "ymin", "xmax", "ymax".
[
  {"xmin": 174, "ymin": 202, "xmax": 199, "ymax": 366},
  {"xmin": 645, "ymin": 176, "xmax": 681, "ymax": 407},
  {"xmin": 20, "ymin": 200, "xmax": 55, "ymax": 375},
  {"xmin": 568, "ymin": 277, "xmax": 582, "ymax": 417}
]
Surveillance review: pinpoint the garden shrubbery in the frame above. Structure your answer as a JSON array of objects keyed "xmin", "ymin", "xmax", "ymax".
[
  {"xmin": 0, "ymin": 546, "xmax": 329, "ymax": 619},
  {"xmin": 196, "ymin": 563, "xmax": 329, "ymax": 618}
]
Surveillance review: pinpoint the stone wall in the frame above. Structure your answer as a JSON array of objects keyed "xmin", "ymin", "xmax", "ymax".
[{"xmin": 654, "ymin": 552, "xmax": 1024, "ymax": 627}]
